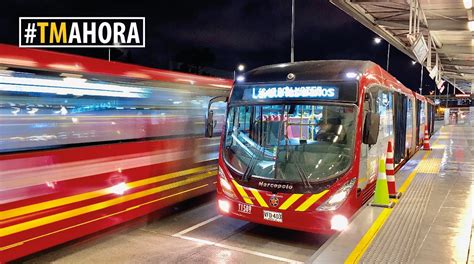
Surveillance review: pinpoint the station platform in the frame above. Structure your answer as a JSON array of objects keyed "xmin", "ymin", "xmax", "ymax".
[{"xmin": 311, "ymin": 124, "xmax": 474, "ymax": 263}]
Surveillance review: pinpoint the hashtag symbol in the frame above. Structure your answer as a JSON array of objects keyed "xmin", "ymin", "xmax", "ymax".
[{"xmin": 24, "ymin": 23, "xmax": 37, "ymax": 44}]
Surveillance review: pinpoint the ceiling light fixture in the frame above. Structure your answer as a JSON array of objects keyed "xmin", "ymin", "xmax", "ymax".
[
  {"xmin": 464, "ymin": 0, "xmax": 472, "ymax": 9},
  {"xmin": 468, "ymin": 20, "xmax": 474, "ymax": 31}
]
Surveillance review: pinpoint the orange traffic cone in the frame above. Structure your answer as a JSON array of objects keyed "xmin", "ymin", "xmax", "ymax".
[
  {"xmin": 386, "ymin": 141, "xmax": 401, "ymax": 199},
  {"xmin": 423, "ymin": 125, "xmax": 431, "ymax": 150}
]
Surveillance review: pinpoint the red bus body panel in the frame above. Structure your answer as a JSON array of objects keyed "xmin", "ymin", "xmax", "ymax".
[{"xmin": 0, "ymin": 45, "xmax": 232, "ymax": 262}]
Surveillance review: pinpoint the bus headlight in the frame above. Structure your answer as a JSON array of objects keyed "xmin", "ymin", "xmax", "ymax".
[
  {"xmin": 219, "ymin": 166, "xmax": 238, "ymax": 200},
  {"xmin": 317, "ymin": 178, "xmax": 356, "ymax": 211},
  {"xmin": 218, "ymin": 199, "xmax": 231, "ymax": 213},
  {"xmin": 331, "ymin": 215, "xmax": 348, "ymax": 231}
]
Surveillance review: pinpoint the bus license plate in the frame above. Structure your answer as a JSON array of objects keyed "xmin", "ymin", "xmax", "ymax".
[
  {"xmin": 263, "ymin": 210, "xmax": 282, "ymax": 223},
  {"xmin": 238, "ymin": 203, "xmax": 252, "ymax": 214}
]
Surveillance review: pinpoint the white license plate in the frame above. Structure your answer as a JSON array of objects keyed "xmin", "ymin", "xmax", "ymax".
[
  {"xmin": 263, "ymin": 210, "xmax": 282, "ymax": 223},
  {"xmin": 238, "ymin": 203, "xmax": 252, "ymax": 214}
]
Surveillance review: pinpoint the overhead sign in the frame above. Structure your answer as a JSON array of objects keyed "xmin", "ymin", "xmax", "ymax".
[
  {"xmin": 438, "ymin": 80, "xmax": 446, "ymax": 94},
  {"xmin": 246, "ymin": 85, "xmax": 339, "ymax": 100},
  {"xmin": 412, "ymin": 35, "xmax": 429, "ymax": 63},
  {"xmin": 429, "ymin": 64, "xmax": 438, "ymax": 80},
  {"xmin": 430, "ymin": 53, "xmax": 440, "ymax": 80}
]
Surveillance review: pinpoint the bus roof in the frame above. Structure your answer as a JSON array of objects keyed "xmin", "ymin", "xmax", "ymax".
[
  {"xmin": 0, "ymin": 44, "xmax": 232, "ymax": 89},
  {"xmin": 244, "ymin": 60, "xmax": 373, "ymax": 83}
]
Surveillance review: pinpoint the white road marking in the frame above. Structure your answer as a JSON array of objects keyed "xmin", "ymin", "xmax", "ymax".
[
  {"xmin": 175, "ymin": 234, "xmax": 303, "ymax": 264},
  {"xmin": 172, "ymin": 215, "xmax": 222, "ymax": 236},
  {"xmin": 172, "ymin": 215, "xmax": 303, "ymax": 263}
]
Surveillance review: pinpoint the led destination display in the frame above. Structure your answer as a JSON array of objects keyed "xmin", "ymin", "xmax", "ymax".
[
  {"xmin": 233, "ymin": 82, "xmax": 358, "ymax": 103},
  {"xmin": 248, "ymin": 85, "xmax": 338, "ymax": 100}
]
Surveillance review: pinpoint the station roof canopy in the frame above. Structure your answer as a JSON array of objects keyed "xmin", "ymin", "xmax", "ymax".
[{"xmin": 331, "ymin": 0, "xmax": 472, "ymax": 93}]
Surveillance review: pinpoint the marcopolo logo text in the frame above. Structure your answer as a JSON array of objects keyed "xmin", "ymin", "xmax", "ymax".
[
  {"xmin": 258, "ymin": 181, "xmax": 293, "ymax": 190},
  {"xmin": 19, "ymin": 17, "xmax": 145, "ymax": 48}
]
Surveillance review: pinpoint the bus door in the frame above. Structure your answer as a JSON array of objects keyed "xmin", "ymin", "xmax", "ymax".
[
  {"xmin": 393, "ymin": 92, "xmax": 407, "ymax": 164},
  {"xmin": 358, "ymin": 91, "xmax": 376, "ymax": 193},
  {"xmin": 406, "ymin": 97, "xmax": 413, "ymax": 156},
  {"xmin": 415, "ymin": 99, "xmax": 421, "ymax": 145},
  {"xmin": 359, "ymin": 87, "xmax": 394, "ymax": 194}
]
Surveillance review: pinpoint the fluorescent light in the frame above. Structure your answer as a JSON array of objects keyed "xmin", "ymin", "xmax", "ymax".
[
  {"xmin": 468, "ymin": 21, "xmax": 474, "ymax": 31},
  {"xmin": 210, "ymin": 84, "xmax": 232, "ymax": 89},
  {"xmin": 63, "ymin": 77, "xmax": 87, "ymax": 83},
  {"xmin": 373, "ymin": 37, "xmax": 382, "ymax": 44},
  {"xmin": 124, "ymin": 71, "xmax": 150, "ymax": 79},
  {"xmin": 464, "ymin": 0, "xmax": 472, "ymax": 9},
  {"xmin": 48, "ymin": 63, "xmax": 84, "ymax": 71},
  {"xmin": 176, "ymin": 78, "xmax": 195, "ymax": 85},
  {"xmin": 0, "ymin": 57, "xmax": 38, "ymax": 67},
  {"xmin": 236, "ymin": 75, "xmax": 245, "ymax": 82},
  {"xmin": 0, "ymin": 75, "xmax": 150, "ymax": 98},
  {"xmin": 27, "ymin": 108, "xmax": 38, "ymax": 115}
]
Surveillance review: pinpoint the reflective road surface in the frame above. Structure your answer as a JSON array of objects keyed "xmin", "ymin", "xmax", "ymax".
[{"xmin": 18, "ymin": 193, "xmax": 330, "ymax": 264}]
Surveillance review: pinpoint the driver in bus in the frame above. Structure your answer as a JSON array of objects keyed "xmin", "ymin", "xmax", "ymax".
[{"xmin": 315, "ymin": 115, "xmax": 345, "ymax": 143}]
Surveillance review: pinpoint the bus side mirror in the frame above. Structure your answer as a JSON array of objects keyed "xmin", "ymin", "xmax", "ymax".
[
  {"xmin": 205, "ymin": 110, "xmax": 215, "ymax": 138},
  {"xmin": 205, "ymin": 96, "xmax": 228, "ymax": 138},
  {"xmin": 363, "ymin": 112, "xmax": 380, "ymax": 145}
]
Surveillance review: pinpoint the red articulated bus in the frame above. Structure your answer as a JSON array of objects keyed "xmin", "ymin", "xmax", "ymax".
[
  {"xmin": 207, "ymin": 60, "xmax": 435, "ymax": 234},
  {"xmin": 0, "ymin": 45, "xmax": 231, "ymax": 262}
]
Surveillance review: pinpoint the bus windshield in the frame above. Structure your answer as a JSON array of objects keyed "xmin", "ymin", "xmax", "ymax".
[{"xmin": 223, "ymin": 103, "xmax": 356, "ymax": 183}]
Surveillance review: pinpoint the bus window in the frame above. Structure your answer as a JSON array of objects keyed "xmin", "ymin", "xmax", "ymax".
[{"xmin": 376, "ymin": 90, "xmax": 393, "ymax": 138}]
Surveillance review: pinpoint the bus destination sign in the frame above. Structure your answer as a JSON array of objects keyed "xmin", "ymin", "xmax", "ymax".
[{"xmin": 242, "ymin": 85, "xmax": 339, "ymax": 101}]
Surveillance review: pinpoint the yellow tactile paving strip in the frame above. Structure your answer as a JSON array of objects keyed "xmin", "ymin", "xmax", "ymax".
[{"xmin": 415, "ymin": 158, "xmax": 441, "ymax": 174}]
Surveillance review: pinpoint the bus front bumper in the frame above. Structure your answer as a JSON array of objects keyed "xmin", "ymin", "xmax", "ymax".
[{"xmin": 217, "ymin": 193, "xmax": 346, "ymax": 234}]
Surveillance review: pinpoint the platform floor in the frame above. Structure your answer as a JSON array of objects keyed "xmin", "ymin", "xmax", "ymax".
[{"xmin": 312, "ymin": 124, "xmax": 474, "ymax": 263}]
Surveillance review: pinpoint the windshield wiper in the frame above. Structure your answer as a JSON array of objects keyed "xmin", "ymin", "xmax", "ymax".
[
  {"xmin": 242, "ymin": 125, "xmax": 268, "ymax": 182},
  {"xmin": 242, "ymin": 152, "xmax": 258, "ymax": 182},
  {"xmin": 294, "ymin": 152, "xmax": 312, "ymax": 188}
]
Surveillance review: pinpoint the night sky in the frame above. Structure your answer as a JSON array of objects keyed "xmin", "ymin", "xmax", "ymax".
[{"xmin": 2, "ymin": 0, "xmax": 438, "ymax": 93}]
